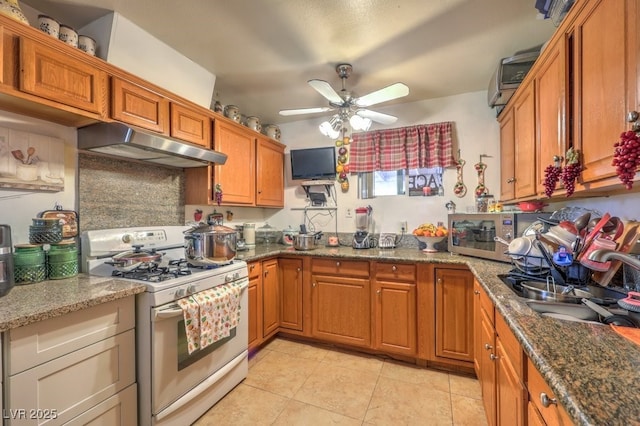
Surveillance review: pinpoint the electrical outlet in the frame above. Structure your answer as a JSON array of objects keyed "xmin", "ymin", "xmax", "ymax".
[
  {"xmin": 345, "ymin": 208, "xmax": 353, "ymax": 218},
  {"xmin": 400, "ymin": 221, "xmax": 408, "ymax": 233}
]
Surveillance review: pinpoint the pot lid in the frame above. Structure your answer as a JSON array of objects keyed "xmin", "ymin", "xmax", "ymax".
[
  {"xmin": 113, "ymin": 246, "xmax": 162, "ymax": 262},
  {"xmin": 185, "ymin": 223, "xmax": 236, "ymax": 234}
]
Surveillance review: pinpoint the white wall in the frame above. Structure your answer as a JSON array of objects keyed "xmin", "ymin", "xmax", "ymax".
[
  {"xmin": 0, "ymin": 111, "xmax": 77, "ymax": 245},
  {"xmin": 263, "ymin": 91, "xmax": 502, "ymax": 234}
]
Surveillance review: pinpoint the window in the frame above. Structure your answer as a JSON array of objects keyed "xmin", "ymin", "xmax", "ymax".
[{"xmin": 357, "ymin": 170, "xmax": 406, "ymax": 198}]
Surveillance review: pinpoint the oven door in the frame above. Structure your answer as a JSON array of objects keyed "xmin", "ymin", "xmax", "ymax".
[{"xmin": 150, "ymin": 278, "xmax": 248, "ymax": 416}]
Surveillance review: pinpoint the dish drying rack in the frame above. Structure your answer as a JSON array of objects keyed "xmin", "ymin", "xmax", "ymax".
[{"xmin": 506, "ymin": 251, "xmax": 591, "ymax": 286}]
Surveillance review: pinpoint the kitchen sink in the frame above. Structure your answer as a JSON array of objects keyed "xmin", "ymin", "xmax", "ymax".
[
  {"xmin": 498, "ymin": 273, "xmax": 630, "ymax": 323},
  {"xmin": 497, "ymin": 274, "xmax": 626, "ymax": 305}
]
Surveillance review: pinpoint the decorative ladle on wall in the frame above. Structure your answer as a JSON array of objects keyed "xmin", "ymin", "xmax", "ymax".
[
  {"xmin": 475, "ymin": 154, "xmax": 492, "ymax": 197},
  {"xmin": 453, "ymin": 149, "xmax": 467, "ymax": 198}
]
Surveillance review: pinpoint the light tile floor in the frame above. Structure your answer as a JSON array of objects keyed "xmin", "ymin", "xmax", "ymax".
[{"xmin": 194, "ymin": 338, "xmax": 488, "ymax": 425}]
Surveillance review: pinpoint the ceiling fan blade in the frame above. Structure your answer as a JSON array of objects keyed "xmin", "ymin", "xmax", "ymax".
[
  {"xmin": 357, "ymin": 109, "xmax": 398, "ymax": 125},
  {"xmin": 308, "ymin": 79, "xmax": 344, "ymax": 104},
  {"xmin": 279, "ymin": 107, "xmax": 334, "ymax": 116},
  {"xmin": 355, "ymin": 83, "xmax": 409, "ymax": 107}
]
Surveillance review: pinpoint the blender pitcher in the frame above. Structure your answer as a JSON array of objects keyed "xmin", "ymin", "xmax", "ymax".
[{"xmin": 353, "ymin": 206, "xmax": 373, "ymax": 249}]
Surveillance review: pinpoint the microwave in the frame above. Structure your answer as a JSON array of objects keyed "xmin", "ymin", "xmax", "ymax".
[{"xmin": 448, "ymin": 212, "xmax": 552, "ymax": 263}]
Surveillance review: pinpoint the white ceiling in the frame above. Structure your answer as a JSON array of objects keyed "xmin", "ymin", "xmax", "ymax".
[{"xmin": 20, "ymin": 0, "xmax": 557, "ymax": 126}]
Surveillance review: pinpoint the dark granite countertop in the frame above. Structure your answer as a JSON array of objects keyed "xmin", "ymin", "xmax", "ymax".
[
  {"xmin": 0, "ymin": 275, "xmax": 146, "ymax": 332},
  {"xmin": 238, "ymin": 244, "xmax": 640, "ymax": 426},
  {"xmin": 1, "ymin": 244, "xmax": 636, "ymax": 425}
]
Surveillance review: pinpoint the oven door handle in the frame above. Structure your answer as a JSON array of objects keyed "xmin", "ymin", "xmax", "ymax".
[{"xmin": 153, "ymin": 305, "xmax": 184, "ymax": 321}]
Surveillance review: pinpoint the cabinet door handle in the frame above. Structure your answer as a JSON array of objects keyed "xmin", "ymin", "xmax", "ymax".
[
  {"xmin": 540, "ymin": 392, "xmax": 557, "ymax": 407},
  {"xmin": 437, "ymin": 278, "xmax": 442, "ymax": 285},
  {"xmin": 297, "ymin": 267, "xmax": 301, "ymax": 272},
  {"xmin": 377, "ymin": 289, "xmax": 381, "ymax": 295},
  {"xmin": 506, "ymin": 177, "xmax": 516, "ymax": 183},
  {"xmin": 474, "ymin": 290, "xmax": 480, "ymax": 295},
  {"xmin": 312, "ymin": 282, "xmax": 316, "ymax": 287},
  {"xmin": 490, "ymin": 353, "xmax": 498, "ymax": 361},
  {"xmin": 484, "ymin": 343, "xmax": 493, "ymax": 350}
]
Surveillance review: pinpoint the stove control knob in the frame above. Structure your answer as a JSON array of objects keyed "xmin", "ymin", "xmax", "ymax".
[
  {"xmin": 122, "ymin": 234, "xmax": 133, "ymax": 244},
  {"xmin": 225, "ymin": 274, "xmax": 233, "ymax": 282},
  {"xmin": 187, "ymin": 285, "xmax": 197, "ymax": 294},
  {"xmin": 233, "ymin": 272, "xmax": 240, "ymax": 280},
  {"xmin": 175, "ymin": 288, "xmax": 186, "ymax": 298}
]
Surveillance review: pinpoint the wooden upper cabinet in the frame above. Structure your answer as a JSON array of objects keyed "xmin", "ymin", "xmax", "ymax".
[
  {"xmin": 213, "ymin": 119, "xmax": 256, "ymax": 205},
  {"xmin": 111, "ymin": 77, "xmax": 169, "ymax": 133},
  {"xmin": 19, "ymin": 37, "xmax": 107, "ymax": 116},
  {"xmin": 535, "ymin": 37, "xmax": 568, "ymax": 196},
  {"xmin": 499, "ymin": 106, "xmax": 516, "ymax": 202},
  {"xmin": 170, "ymin": 102, "xmax": 212, "ymax": 147},
  {"xmin": 513, "ymin": 82, "xmax": 537, "ymax": 199},
  {"xmin": 573, "ymin": 0, "xmax": 637, "ymax": 184},
  {"xmin": 256, "ymin": 136, "xmax": 285, "ymax": 207}
]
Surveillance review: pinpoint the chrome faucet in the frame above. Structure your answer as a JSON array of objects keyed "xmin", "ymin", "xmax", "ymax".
[{"xmin": 587, "ymin": 249, "xmax": 640, "ymax": 270}]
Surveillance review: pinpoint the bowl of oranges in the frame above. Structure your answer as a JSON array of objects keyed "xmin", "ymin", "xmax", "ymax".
[{"xmin": 413, "ymin": 223, "xmax": 448, "ymax": 252}]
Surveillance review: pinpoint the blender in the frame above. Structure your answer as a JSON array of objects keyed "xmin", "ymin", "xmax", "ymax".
[{"xmin": 352, "ymin": 206, "xmax": 373, "ymax": 249}]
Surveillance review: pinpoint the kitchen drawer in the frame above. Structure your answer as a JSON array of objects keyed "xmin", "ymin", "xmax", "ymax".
[
  {"xmin": 496, "ymin": 311, "xmax": 524, "ymax": 380},
  {"xmin": 479, "ymin": 284, "xmax": 495, "ymax": 326},
  {"xmin": 374, "ymin": 262, "xmax": 416, "ymax": 282},
  {"xmin": 7, "ymin": 329, "xmax": 135, "ymax": 425},
  {"xmin": 7, "ymin": 297, "xmax": 134, "ymax": 375},
  {"xmin": 527, "ymin": 360, "xmax": 573, "ymax": 426},
  {"xmin": 248, "ymin": 261, "xmax": 262, "ymax": 280},
  {"xmin": 64, "ymin": 383, "xmax": 137, "ymax": 426},
  {"xmin": 311, "ymin": 258, "xmax": 369, "ymax": 278}
]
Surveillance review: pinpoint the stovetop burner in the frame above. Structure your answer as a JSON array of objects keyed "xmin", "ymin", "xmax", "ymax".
[{"xmin": 112, "ymin": 259, "xmax": 193, "ymax": 282}]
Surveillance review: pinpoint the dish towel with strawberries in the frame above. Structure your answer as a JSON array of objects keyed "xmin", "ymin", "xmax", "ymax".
[
  {"xmin": 195, "ymin": 282, "xmax": 244, "ymax": 350},
  {"xmin": 177, "ymin": 296, "xmax": 201, "ymax": 354}
]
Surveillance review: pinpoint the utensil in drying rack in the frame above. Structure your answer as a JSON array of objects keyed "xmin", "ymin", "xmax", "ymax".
[{"xmin": 535, "ymin": 239, "xmax": 566, "ymax": 285}]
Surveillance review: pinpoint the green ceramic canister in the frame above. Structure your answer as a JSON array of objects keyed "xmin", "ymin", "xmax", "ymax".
[
  {"xmin": 46, "ymin": 240, "xmax": 78, "ymax": 279},
  {"xmin": 13, "ymin": 244, "xmax": 46, "ymax": 284}
]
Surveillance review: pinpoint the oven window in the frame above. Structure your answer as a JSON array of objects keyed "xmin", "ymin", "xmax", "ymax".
[{"xmin": 177, "ymin": 319, "xmax": 237, "ymax": 370}]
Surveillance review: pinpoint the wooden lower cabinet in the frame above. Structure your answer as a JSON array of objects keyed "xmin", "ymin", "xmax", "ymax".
[
  {"xmin": 262, "ymin": 259, "xmax": 279, "ymax": 337},
  {"xmin": 434, "ymin": 267, "xmax": 474, "ymax": 364},
  {"xmin": 527, "ymin": 360, "xmax": 573, "ymax": 426},
  {"xmin": 373, "ymin": 262, "xmax": 417, "ymax": 356},
  {"xmin": 279, "ymin": 257, "xmax": 303, "ymax": 331},
  {"xmin": 310, "ymin": 259, "xmax": 371, "ymax": 347},
  {"xmin": 247, "ymin": 261, "xmax": 262, "ymax": 351},
  {"xmin": 475, "ymin": 283, "xmax": 530, "ymax": 426}
]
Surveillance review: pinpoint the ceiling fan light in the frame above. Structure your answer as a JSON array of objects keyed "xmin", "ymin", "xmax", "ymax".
[
  {"xmin": 361, "ymin": 117, "xmax": 372, "ymax": 131},
  {"xmin": 349, "ymin": 114, "xmax": 363, "ymax": 130},
  {"xmin": 319, "ymin": 120, "xmax": 333, "ymax": 136}
]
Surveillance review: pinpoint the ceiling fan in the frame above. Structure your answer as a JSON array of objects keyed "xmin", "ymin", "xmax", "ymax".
[{"xmin": 279, "ymin": 64, "xmax": 409, "ymax": 134}]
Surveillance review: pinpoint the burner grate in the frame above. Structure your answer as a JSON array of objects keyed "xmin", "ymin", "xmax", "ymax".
[{"xmin": 111, "ymin": 259, "xmax": 193, "ymax": 281}]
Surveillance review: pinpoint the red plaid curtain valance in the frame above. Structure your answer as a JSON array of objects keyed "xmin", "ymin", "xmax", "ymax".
[{"xmin": 349, "ymin": 122, "xmax": 456, "ymax": 173}]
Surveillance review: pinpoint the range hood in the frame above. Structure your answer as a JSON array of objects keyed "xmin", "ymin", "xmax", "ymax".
[{"xmin": 77, "ymin": 122, "xmax": 227, "ymax": 168}]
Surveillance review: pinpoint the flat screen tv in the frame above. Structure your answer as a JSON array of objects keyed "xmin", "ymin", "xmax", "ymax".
[{"xmin": 290, "ymin": 146, "xmax": 336, "ymax": 181}]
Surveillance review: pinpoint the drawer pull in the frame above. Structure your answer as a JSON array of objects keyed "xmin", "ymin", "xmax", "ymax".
[
  {"xmin": 392, "ymin": 265, "xmax": 397, "ymax": 272},
  {"xmin": 336, "ymin": 261, "xmax": 341, "ymax": 267},
  {"xmin": 540, "ymin": 392, "xmax": 557, "ymax": 407}
]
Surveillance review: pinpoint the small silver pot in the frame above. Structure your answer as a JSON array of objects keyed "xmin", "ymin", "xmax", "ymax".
[
  {"xmin": 184, "ymin": 224, "xmax": 237, "ymax": 266},
  {"xmin": 293, "ymin": 232, "xmax": 322, "ymax": 251}
]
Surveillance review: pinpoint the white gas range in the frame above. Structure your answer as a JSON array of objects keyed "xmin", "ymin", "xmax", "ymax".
[{"xmin": 81, "ymin": 226, "xmax": 249, "ymax": 426}]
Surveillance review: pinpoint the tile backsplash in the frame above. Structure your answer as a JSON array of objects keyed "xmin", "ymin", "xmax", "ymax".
[{"xmin": 78, "ymin": 153, "xmax": 186, "ymax": 230}]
